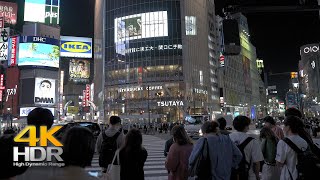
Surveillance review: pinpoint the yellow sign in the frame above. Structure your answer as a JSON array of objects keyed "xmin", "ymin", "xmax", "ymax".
[
  {"xmin": 61, "ymin": 41, "xmax": 91, "ymax": 53},
  {"xmin": 290, "ymin": 72, "xmax": 298, "ymax": 79},
  {"xmin": 14, "ymin": 126, "xmax": 63, "ymax": 147},
  {"xmin": 67, "ymin": 106, "xmax": 79, "ymax": 114}
]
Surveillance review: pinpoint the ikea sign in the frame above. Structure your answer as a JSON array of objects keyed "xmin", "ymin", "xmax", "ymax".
[{"xmin": 60, "ymin": 36, "xmax": 92, "ymax": 58}]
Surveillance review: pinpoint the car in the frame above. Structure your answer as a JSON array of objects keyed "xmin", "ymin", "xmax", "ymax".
[{"xmin": 53, "ymin": 122, "xmax": 101, "ymax": 141}]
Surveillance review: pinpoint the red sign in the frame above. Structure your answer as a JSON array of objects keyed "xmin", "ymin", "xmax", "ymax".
[
  {"xmin": 86, "ymin": 84, "xmax": 90, "ymax": 106},
  {"xmin": 219, "ymin": 53, "xmax": 225, "ymax": 67},
  {"xmin": 9, "ymin": 36, "xmax": 17, "ymax": 66},
  {"xmin": 0, "ymin": 17, "xmax": 4, "ymax": 28},
  {"xmin": 0, "ymin": 2, "xmax": 17, "ymax": 25},
  {"xmin": 4, "ymin": 67, "xmax": 20, "ymax": 115},
  {"xmin": 82, "ymin": 90, "xmax": 86, "ymax": 107}
]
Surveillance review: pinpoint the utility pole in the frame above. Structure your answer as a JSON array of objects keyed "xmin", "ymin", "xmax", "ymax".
[{"xmin": 192, "ymin": 79, "xmax": 196, "ymax": 115}]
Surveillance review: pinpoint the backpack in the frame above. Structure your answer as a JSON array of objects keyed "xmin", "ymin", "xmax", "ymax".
[
  {"xmin": 283, "ymin": 138, "xmax": 320, "ymax": 180},
  {"xmin": 189, "ymin": 138, "xmax": 211, "ymax": 180},
  {"xmin": 231, "ymin": 137, "xmax": 254, "ymax": 180},
  {"xmin": 99, "ymin": 131, "xmax": 121, "ymax": 168}
]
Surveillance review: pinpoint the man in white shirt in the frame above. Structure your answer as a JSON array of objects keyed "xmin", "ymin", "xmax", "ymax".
[
  {"xmin": 229, "ymin": 115, "xmax": 264, "ymax": 180},
  {"xmin": 276, "ymin": 116, "xmax": 308, "ymax": 180}
]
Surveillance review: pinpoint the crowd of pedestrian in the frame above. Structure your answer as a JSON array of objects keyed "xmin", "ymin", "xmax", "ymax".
[{"xmin": 1, "ymin": 107, "xmax": 320, "ymax": 180}]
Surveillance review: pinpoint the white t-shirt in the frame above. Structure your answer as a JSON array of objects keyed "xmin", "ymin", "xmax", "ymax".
[
  {"xmin": 229, "ymin": 132, "xmax": 264, "ymax": 180},
  {"xmin": 276, "ymin": 135, "xmax": 308, "ymax": 180}
]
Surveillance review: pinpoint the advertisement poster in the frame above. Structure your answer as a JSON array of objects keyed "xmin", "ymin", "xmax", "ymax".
[
  {"xmin": 24, "ymin": 0, "xmax": 60, "ymax": 25},
  {"xmin": 8, "ymin": 36, "xmax": 17, "ymax": 66},
  {"xmin": 0, "ymin": 1, "xmax": 17, "ymax": 25},
  {"xmin": 20, "ymin": 107, "xmax": 54, "ymax": 117},
  {"xmin": 69, "ymin": 59, "xmax": 90, "ymax": 83},
  {"xmin": 114, "ymin": 11, "xmax": 168, "ymax": 42},
  {"xmin": 34, "ymin": 78, "xmax": 56, "ymax": 105},
  {"xmin": 18, "ymin": 36, "xmax": 60, "ymax": 68},
  {"xmin": 60, "ymin": 36, "xmax": 92, "ymax": 58}
]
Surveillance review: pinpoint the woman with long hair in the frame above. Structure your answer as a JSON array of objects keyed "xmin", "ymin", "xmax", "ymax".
[
  {"xmin": 119, "ymin": 128, "xmax": 148, "ymax": 180},
  {"xmin": 165, "ymin": 125, "xmax": 193, "ymax": 180},
  {"xmin": 260, "ymin": 127, "xmax": 281, "ymax": 180}
]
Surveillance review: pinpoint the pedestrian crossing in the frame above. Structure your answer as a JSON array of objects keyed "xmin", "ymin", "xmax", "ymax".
[{"xmin": 86, "ymin": 135, "xmax": 168, "ymax": 180}]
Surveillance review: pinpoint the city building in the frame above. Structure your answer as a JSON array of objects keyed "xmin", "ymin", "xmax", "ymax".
[
  {"xmin": 94, "ymin": 0, "xmax": 220, "ymax": 123},
  {"xmin": 218, "ymin": 13, "xmax": 265, "ymax": 119},
  {"xmin": 299, "ymin": 43, "xmax": 320, "ymax": 116}
]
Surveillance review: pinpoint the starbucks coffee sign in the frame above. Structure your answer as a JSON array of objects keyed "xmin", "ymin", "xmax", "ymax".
[{"xmin": 157, "ymin": 101, "xmax": 184, "ymax": 107}]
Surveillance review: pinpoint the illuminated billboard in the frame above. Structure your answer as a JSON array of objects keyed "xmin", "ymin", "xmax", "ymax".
[
  {"xmin": 24, "ymin": 0, "xmax": 60, "ymax": 25},
  {"xmin": 69, "ymin": 59, "xmax": 90, "ymax": 83},
  {"xmin": 20, "ymin": 107, "xmax": 55, "ymax": 117},
  {"xmin": 0, "ymin": 42, "xmax": 8, "ymax": 60},
  {"xmin": 185, "ymin": 16, "xmax": 197, "ymax": 35},
  {"xmin": 34, "ymin": 78, "xmax": 56, "ymax": 105},
  {"xmin": 114, "ymin": 11, "xmax": 168, "ymax": 43},
  {"xmin": 18, "ymin": 36, "xmax": 60, "ymax": 68},
  {"xmin": 60, "ymin": 36, "xmax": 92, "ymax": 58},
  {"xmin": 0, "ymin": 1, "xmax": 18, "ymax": 25}
]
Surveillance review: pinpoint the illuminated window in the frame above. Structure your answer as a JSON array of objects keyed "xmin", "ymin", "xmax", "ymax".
[{"xmin": 185, "ymin": 16, "xmax": 197, "ymax": 35}]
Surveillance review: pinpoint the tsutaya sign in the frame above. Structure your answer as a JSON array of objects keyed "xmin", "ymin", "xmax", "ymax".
[
  {"xmin": 157, "ymin": 101, "xmax": 184, "ymax": 107},
  {"xmin": 119, "ymin": 86, "xmax": 163, "ymax": 92}
]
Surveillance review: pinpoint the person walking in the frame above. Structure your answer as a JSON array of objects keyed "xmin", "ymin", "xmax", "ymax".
[
  {"xmin": 260, "ymin": 127, "xmax": 281, "ymax": 180},
  {"xmin": 189, "ymin": 121, "xmax": 242, "ymax": 180},
  {"xmin": 264, "ymin": 116, "xmax": 284, "ymax": 140},
  {"xmin": 166, "ymin": 125, "xmax": 193, "ymax": 180},
  {"xmin": 96, "ymin": 116, "xmax": 124, "ymax": 172},
  {"xmin": 229, "ymin": 116, "xmax": 264, "ymax": 180},
  {"xmin": 119, "ymin": 128, "xmax": 148, "ymax": 180},
  {"xmin": 276, "ymin": 116, "xmax": 308, "ymax": 180}
]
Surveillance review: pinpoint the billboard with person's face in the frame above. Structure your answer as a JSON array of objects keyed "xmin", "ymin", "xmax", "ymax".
[
  {"xmin": 69, "ymin": 59, "xmax": 90, "ymax": 83},
  {"xmin": 34, "ymin": 78, "xmax": 56, "ymax": 105}
]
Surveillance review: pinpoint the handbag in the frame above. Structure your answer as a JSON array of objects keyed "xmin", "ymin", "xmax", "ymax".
[{"xmin": 104, "ymin": 150, "xmax": 121, "ymax": 180}]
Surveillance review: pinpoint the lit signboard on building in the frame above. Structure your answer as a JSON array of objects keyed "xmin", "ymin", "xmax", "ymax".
[
  {"xmin": 0, "ymin": 1, "xmax": 17, "ymax": 25},
  {"xmin": 20, "ymin": 107, "xmax": 55, "ymax": 117},
  {"xmin": 114, "ymin": 11, "xmax": 168, "ymax": 43},
  {"xmin": 69, "ymin": 59, "xmax": 90, "ymax": 83},
  {"xmin": 290, "ymin": 72, "xmax": 298, "ymax": 79},
  {"xmin": 60, "ymin": 36, "xmax": 92, "ymax": 58},
  {"xmin": 34, "ymin": 78, "xmax": 56, "ymax": 105},
  {"xmin": 185, "ymin": 16, "xmax": 197, "ymax": 35},
  {"xmin": 18, "ymin": 36, "xmax": 60, "ymax": 68},
  {"xmin": 24, "ymin": 0, "xmax": 60, "ymax": 25}
]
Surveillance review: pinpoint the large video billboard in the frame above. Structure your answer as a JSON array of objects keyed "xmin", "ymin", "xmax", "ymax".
[
  {"xmin": 24, "ymin": 0, "xmax": 60, "ymax": 25},
  {"xmin": 18, "ymin": 36, "xmax": 60, "ymax": 68},
  {"xmin": 0, "ymin": 1, "xmax": 17, "ymax": 25},
  {"xmin": 34, "ymin": 78, "xmax": 56, "ymax": 105},
  {"xmin": 114, "ymin": 11, "xmax": 168, "ymax": 43},
  {"xmin": 60, "ymin": 36, "xmax": 92, "ymax": 58},
  {"xmin": 69, "ymin": 59, "xmax": 90, "ymax": 83}
]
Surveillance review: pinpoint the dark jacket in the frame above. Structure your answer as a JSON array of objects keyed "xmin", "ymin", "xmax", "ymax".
[
  {"xmin": 119, "ymin": 147, "xmax": 148, "ymax": 180},
  {"xmin": 164, "ymin": 138, "xmax": 174, "ymax": 157}
]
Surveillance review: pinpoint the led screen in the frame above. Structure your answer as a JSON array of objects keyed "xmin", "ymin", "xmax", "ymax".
[
  {"xmin": 69, "ymin": 59, "xmax": 90, "ymax": 83},
  {"xmin": 18, "ymin": 36, "xmax": 60, "ymax": 68},
  {"xmin": 24, "ymin": 0, "xmax": 60, "ymax": 25},
  {"xmin": 114, "ymin": 11, "xmax": 168, "ymax": 43}
]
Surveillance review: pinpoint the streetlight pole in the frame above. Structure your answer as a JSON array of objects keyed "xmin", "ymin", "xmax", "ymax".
[{"xmin": 148, "ymin": 85, "xmax": 150, "ymax": 124}]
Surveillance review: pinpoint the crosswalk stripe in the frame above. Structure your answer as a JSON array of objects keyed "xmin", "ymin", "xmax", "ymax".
[{"xmin": 86, "ymin": 135, "xmax": 168, "ymax": 179}]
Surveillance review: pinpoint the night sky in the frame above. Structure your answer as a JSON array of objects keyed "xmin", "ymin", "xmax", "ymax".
[{"xmin": 60, "ymin": 0, "xmax": 320, "ymax": 100}]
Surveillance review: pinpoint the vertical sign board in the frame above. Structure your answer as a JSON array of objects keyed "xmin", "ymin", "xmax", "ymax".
[
  {"xmin": 86, "ymin": 84, "xmax": 90, "ymax": 106},
  {"xmin": 8, "ymin": 36, "xmax": 17, "ymax": 66},
  {"xmin": 0, "ymin": 74, "xmax": 4, "ymax": 101},
  {"xmin": 82, "ymin": 90, "xmax": 86, "ymax": 107}
]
